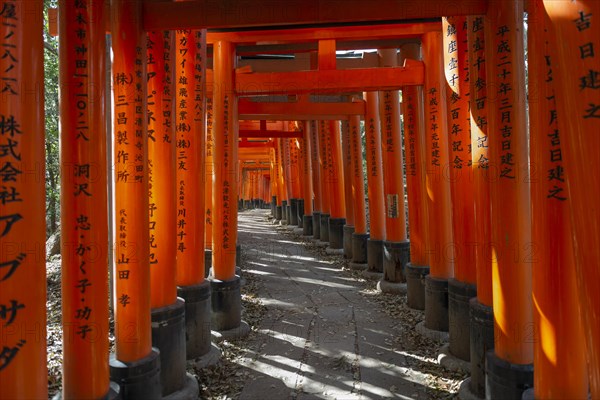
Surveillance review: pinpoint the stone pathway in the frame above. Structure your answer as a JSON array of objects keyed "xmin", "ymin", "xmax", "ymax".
[{"xmin": 234, "ymin": 209, "xmax": 462, "ymax": 400}]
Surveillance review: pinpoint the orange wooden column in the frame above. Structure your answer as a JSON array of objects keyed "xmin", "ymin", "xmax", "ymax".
[
  {"xmin": 466, "ymin": 15, "xmax": 494, "ymax": 398},
  {"xmin": 484, "ymin": 0, "xmax": 533, "ymax": 395},
  {"xmin": 422, "ymin": 31, "xmax": 454, "ymax": 332},
  {"xmin": 309, "ymin": 121, "xmax": 323, "ymax": 237},
  {"xmin": 301, "ymin": 122, "xmax": 314, "ymax": 233},
  {"xmin": 442, "ymin": 16, "xmax": 477, "ymax": 362},
  {"xmin": 378, "ymin": 48, "xmax": 410, "ymax": 285},
  {"xmin": 58, "ymin": 1, "xmax": 109, "ymax": 397},
  {"xmin": 205, "ymin": 97, "xmax": 214, "ymax": 251},
  {"xmin": 341, "ymin": 120, "xmax": 355, "ymax": 258},
  {"xmin": 110, "ymin": 0, "xmax": 153, "ymax": 365},
  {"xmin": 278, "ymin": 138, "xmax": 289, "ymax": 223},
  {"xmin": 348, "ymin": 115, "xmax": 369, "ymax": 267},
  {"xmin": 544, "ymin": 1, "xmax": 600, "ymax": 396},
  {"xmin": 318, "ymin": 120, "xmax": 331, "ymax": 241},
  {"xmin": 288, "ymin": 127, "xmax": 301, "ymax": 225},
  {"xmin": 528, "ymin": 1, "xmax": 588, "ymax": 397},
  {"xmin": 327, "ymin": 120, "xmax": 346, "ymax": 250},
  {"xmin": 363, "ymin": 92, "xmax": 386, "ymax": 274},
  {"xmin": 401, "ymin": 43, "xmax": 431, "ymax": 311},
  {"xmin": 0, "ymin": 1, "xmax": 47, "ymax": 398}
]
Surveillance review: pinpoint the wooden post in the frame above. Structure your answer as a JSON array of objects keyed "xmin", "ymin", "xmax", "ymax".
[
  {"xmin": 422, "ymin": 31, "xmax": 454, "ymax": 332},
  {"xmin": 484, "ymin": 1, "xmax": 533, "ymax": 395},
  {"xmin": 301, "ymin": 122, "xmax": 314, "ymax": 234},
  {"xmin": 341, "ymin": 120, "xmax": 355, "ymax": 258},
  {"xmin": 58, "ymin": 0, "xmax": 109, "ymax": 397},
  {"xmin": 0, "ymin": 1, "xmax": 47, "ymax": 398},
  {"xmin": 318, "ymin": 120, "xmax": 331, "ymax": 241},
  {"xmin": 348, "ymin": 115, "xmax": 369, "ymax": 268},
  {"xmin": 205, "ymin": 97, "xmax": 214, "ymax": 251},
  {"xmin": 309, "ymin": 121, "xmax": 322, "ymax": 237},
  {"xmin": 326, "ymin": 120, "xmax": 346, "ymax": 250},
  {"xmin": 543, "ymin": 0, "xmax": 600, "ymax": 396}
]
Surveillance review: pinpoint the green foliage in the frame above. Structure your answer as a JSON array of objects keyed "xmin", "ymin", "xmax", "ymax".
[{"xmin": 44, "ymin": 0, "xmax": 60, "ymax": 235}]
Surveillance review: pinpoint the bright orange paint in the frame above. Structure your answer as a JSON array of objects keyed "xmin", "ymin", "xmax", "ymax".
[
  {"xmin": 341, "ymin": 120, "xmax": 355, "ymax": 226},
  {"xmin": 0, "ymin": 1, "xmax": 47, "ymax": 397},
  {"xmin": 318, "ymin": 121, "xmax": 331, "ymax": 215},
  {"xmin": 327, "ymin": 121, "xmax": 346, "ymax": 219},
  {"xmin": 309, "ymin": 121, "xmax": 322, "ymax": 212},
  {"xmin": 467, "ymin": 16, "xmax": 493, "ymax": 307},
  {"xmin": 363, "ymin": 92, "xmax": 386, "ymax": 240},
  {"xmin": 422, "ymin": 31, "xmax": 454, "ymax": 279},
  {"xmin": 485, "ymin": 0, "xmax": 532, "ymax": 365},
  {"xmin": 544, "ymin": 0, "xmax": 600, "ymax": 394},
  {"xmin": 175, "ymin": 29, "xmax": 206, "ymax": 287},
  {"xmin": 58, "ymin": 0, "xmax": 109, "ymax": 396},
  {"xmin": 529, "ymin": 1, "xmax": 588, "ymax": 397},
  {"xmin": 205, "ymin": 97, "xmax": 214, "ymax": 249},
  {"xmin": 401, "ymin": 44, "xmax": 429, "ymax": 268},
  {"xmin": 212, "ymin": 40, "xmax": 238, "ymax": 280},
  {"xmin": 443, "ymin": 16, "xmax": 476, "ymax": 285},
  {"xmin": 349, "ymin": 115, "xmax": 368, "ymax": 235},
  {"xmin": 301, "ymin": 122, "xmax": 314, "ymax": 215},
  {"xmin": 147, "ymin": 29, "xmax": 177, "ymax": 308},
  {"xmin": 110, "ymin": 0, "xmax": 152, "ymax": 363}
]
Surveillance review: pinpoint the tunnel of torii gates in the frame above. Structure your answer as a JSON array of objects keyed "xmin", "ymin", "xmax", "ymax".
[{"xmin": 0, "ymin": 0, "xmax": 599, "ymax": 399}]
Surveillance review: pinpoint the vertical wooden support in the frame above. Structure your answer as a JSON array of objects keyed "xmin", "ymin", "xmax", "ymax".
[
  {"xmin": 301, "ymin": 122, "xmax": 314, "ymax": 234},
  {"xmin": 543, "ymin": 0, "xmax": 600, "ymax": 396},
  {"xmin": 341, "ymin": 121, "xmax": 354, "ymax": 227},
  {"xmin": 466, "ymin": 15, "xmax": 495, "ymax": 398},
  {"xmin": 318, "ymin": 120, "xmax": 331, "ymax": 241},
  {"xmin": 422, "ymin": 31, "xmax": 454, "ymax": 332},
  {"xmin": 175, "ymin": 29, "xmax": 206, "ymax": 287},
  {"xmin": 363, "ymin": 92, "xmax": 386, "ymax": 275},
  {"xmin": 348, "ymin": 114, "xmax": 369, "ymax": 267},
  {"xmin": 528, "ymin": 1, "xmax": 588, "ymax": 397},
  {"xmin": 484, "ymin": 0, "xmax": 533, "ymax": 395},
  {"xmin": 401, "ymin": 43, "xmax": 431, "ymax": 310},
  {"xmin": 0, "ymin": 1, "xmax": 47, "ymax": 398},
  {"xmin": 110, "ymin": 0, "xmax": 152, "ymax": 363},
  {"xmin": 59, "ymin": 0, "xmax": 109, "ymax": 397},
  {"xmin": 309, "ymin": 121, "xmax": 322, "ymax": 237},
  {"xmin": 442, "ymin": 16, "xmax": 477, "ymax": 362},
  {"xmin": 327, "ymin": 121, "xmax": 346, "ymax": 250},
  {"xmin": 205, "ymin": 97, "xmax": 214, "ymax": 250}
]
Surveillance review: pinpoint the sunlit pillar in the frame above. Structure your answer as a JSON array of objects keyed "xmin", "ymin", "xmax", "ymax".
[
  {"xmin": 326, "ymin": 120, "xmax": 346, "ymax": 252},
  {"xmin": 301, "ymin": 122, "xmax": 314, "ymax": 235},
  {"xmin": 348, "ymin": 115, "xmax": 369, "ymax": 269},
  {"xmin": 205, "ymin": 97, "xmax": 214, "ymax": 269},
  {"xmin": 0, "ymin": 1, "xmax": 47, "ymax": 398},
  {"xmin": 289, "ymin": 123, "xmax": 301, "ymax": 226},
  {"xmin": 318, "ymin": 120, "xmax": 331, "ymax": 242},
  {"xmin": 341, "ymin": 120, "xmax": 355, "ymax": 258},
  {"xmin": 421, "ymin": 31, "xmax": 454, "ymax": 334},
  {"xmin": 309, "ymin": 120, "xmax": 323, "ymax": 238}
]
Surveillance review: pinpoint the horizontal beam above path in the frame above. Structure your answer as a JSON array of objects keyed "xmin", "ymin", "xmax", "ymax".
[
  {"xmin": 143, "ymin": 1, "xmax": 487, "ymax": 30},
  {"xmin": 238, "ymin": 98, "xmax": 365, "ymax": 120}
]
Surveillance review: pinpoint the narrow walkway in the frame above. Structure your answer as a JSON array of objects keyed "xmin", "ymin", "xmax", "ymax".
[{"xmin": 235, "ymin": 209, "xmax": 463, "ymax": 400}]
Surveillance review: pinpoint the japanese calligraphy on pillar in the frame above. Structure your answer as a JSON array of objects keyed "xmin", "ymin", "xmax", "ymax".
[
  {"xmin": 469, "ymin": 16, "xmax": 489, "ymax": 170},
  {"xmin": 366, "ymin": 117, "xmax": 378, "ymax": 175},
  {"xmin": 404, "ymin": 89, "xmax": 418, "ymax": 177},
  {"xmin": 427, "ymin": 87, "xmax": 441, "ymax": 167},
  {"xmin": 206, "ymin": 97, "xmax": 213, "ymax": 231}
]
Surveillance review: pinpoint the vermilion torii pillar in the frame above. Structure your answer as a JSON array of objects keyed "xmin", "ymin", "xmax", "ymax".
[
  {"xmin": 544, "ymin": 0, "xmax": 600, "ymax": 396},
  {"xmin": 58, "ymin": 1, "xmax": 111, "ymax": 398},
  {"xmin": 527, "ymin": 1, "xmax": 588, "ymax": 397},
  {"xmin": 301, "ymin": 122, "xmax": 315, "ymax": 235},
  {"xmin": 109, "ymin": 1, "xmax": 160, "ymax": 397},
  {"xmin": 279, "ymin": 137, "xmax": 291, "ymax": 224},
  {"xmin": 282, "ymin": 135, "xmax": 293, "ymax": 224},
  {"xmin": 377, "ymin": 48, "xmax": 410, "ymax": 293},
  {"xmin": 288, "ymin": 128, "xmax": 301, "ymax": 226},
  {"xmin": 421, "ymin": 31, "xmax": 454, "ymax": 335},
  {"xmin": 442, "ymin": 16, "xmax": 477, "ymax": 363},
  {"xmin": 348, "ymin": 115, "xmax": 369, "ymax": 270},
  {"xmin": 465, "ymin": 15, "xmax": 494, "ymax": 398},
  {"xmin": 211, "ymin": 40, "xmax": 249, "ymax": 337},
  {"xmin": 484, "ymin": 1, "xmax": 533, "ymax": 396},
  {"xmin": 341, "ymin": 120, "xmax": 355, "ymax": 258},
  {"xmin": 325, "ymin": 120, "xmax": 346, "ymax": 253},
  {"xmin": 0, "ymin": 1, "xmax": 47, "ymax": 398},
  {"xmin": 401, "ymin": 43, "xmax": 431, "ymax": 311},
  {"xmin": 318, "ymin": 120, "xmax": 332, "ymax": 243},
  {"xmin": 309, "ymin": 120, "xmax": 323, "ymax": 238},
  {"xmin": 205, "ymin": 97, "xmax": 214, "ymax": 268},
  {"xmin": 363, "ymin": 92, "xmax": 386, "ymax": 279}
]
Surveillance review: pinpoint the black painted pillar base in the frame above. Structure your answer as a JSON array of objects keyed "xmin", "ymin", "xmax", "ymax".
[
  {"xmin": 209, "ymin": 275, "xmax": 241, "ymax": 331},
  {"xmin": 204, "ymin": 248, "xmax": 212, "ymax": 279},
  {"xmin": 177, "ymin": 281, "xmax": 212, "ymax": 360},
  {"xmin": 312, "ymin": 212, "xmax": 321, "ymax": 239},
  {"xmin": 486, "ymin": 351, "xmax": 533, "ymax": 400},
  {"xmin": 286, "ymin": 203, "xmax": 292, "ymax": 224},
  {"xmin": 383, "ymin": 240, "xmax": 410, "ymax": 283},
  {"xmin": 151, "ymin": 299, "xmax": 187, "ymax": 397},
  {"xmin": 405, "ymin": 263, "xmax": 429, "ymax": 310},
  {"xmin": 470, "ymin": 298, "xmax": 494, "ymax": 399},
  {"xmin": 448, "ymin": 279, "xmax": 477, "ymax": 362},
  {"xmin": 352, "ymin": 232, "xmax": 369, "ymax": 264},
  {"xmin": 320, "ymin": 213, "xmax": 330, "ymax": 242},
  {"xmin": 367, "ymin": 238, "xmax": 384, "ymax": 272},
  {"xmin": 297, "ymin": 199, "xmax": 305, "ymax": 228},
  {"xmin": 425, "ymin": 275, "xmax": 449, "ymax": 331},
  {"xmin": 236, "ymin": 242, "xmax": 241, "ymax": 268},
  {"xmin": 281, "ymin": 200, "xmax": 288, "ymax": 224},
  {"xmin": 109, "ymin": 348, "xmax": 162, "ymax": 400},
  {"xmin": 343, "ymin": 225, "xmax": 354, "ymax": 259},
  {"xmin": 290, "ymin": 198, "xmax": 299, "ymax": 226},
  {"xmin": 303, "ymin": 215, "xmax": 313, "ymax": 236},
  {"xmin": 275, "ymin": 205, "xmax": 282, "ymax": 221},
  {"xmin": 328, "ymin": 217, "xmax": 345, "ymax": 249}
]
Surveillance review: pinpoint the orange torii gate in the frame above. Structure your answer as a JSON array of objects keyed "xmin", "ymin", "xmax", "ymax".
[{"xmin": 4, "ymin": 1, "xmax": 600, "ymax": 400}]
